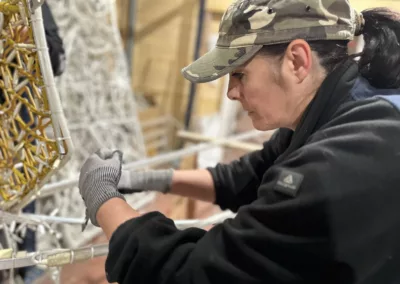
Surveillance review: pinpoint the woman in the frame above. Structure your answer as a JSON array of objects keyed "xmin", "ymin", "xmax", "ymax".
[{"xmin": 79, "ymin": 1, "xmax": 400, "ymax": 283}]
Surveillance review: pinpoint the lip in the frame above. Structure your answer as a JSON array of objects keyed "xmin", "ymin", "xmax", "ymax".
[{"xmin": 243, "ymin": 106, "xmax": 254, "ymax": 115}]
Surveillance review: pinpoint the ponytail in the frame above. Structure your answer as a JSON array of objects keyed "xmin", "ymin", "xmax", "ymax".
[{"xmin": 358, "ymin": 8, "xmax": 400, "ymax": 89}]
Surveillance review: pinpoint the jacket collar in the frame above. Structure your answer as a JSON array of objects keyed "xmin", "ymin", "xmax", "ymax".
[{"xmin": 277, "ymin": 59, "xmax": 359, "ymax": 162}]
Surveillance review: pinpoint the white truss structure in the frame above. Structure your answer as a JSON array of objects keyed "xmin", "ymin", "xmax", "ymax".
[
  {"xmin": 0, "ymin": 0, "xmax": 270, "ymax": 282},
  {"xmin": 35, "ymin": 0, "xmax": 153, "ymax": 250},
  {"xmin": 0, "ymin": 129, "xmax": 265, "ymax": 275}
]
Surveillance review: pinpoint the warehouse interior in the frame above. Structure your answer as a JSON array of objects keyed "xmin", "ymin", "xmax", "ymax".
[{"xmin": 0, "ymin": 0, "xmax": 399, "ymax": 283}]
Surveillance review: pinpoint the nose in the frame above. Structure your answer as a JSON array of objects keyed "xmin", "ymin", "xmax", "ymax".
[{"xmin": 227, "ymin": 78, "xmax": 240, "ymax": 101}]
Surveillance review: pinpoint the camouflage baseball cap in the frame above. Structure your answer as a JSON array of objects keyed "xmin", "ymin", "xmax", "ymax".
[{"xmin": 182, "ymin": 0, "xmax": 362, "ymax": 83}]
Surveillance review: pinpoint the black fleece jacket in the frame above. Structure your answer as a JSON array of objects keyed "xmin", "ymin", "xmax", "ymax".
[{"xmin": 105, "ymin": 60, "xmax": 400, "ymax": 284}]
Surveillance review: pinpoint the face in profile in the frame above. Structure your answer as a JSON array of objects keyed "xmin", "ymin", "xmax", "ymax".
[
  {"xmin": 228, "ymin": 56, "xmax": 289, "ymax": 131},
  {"xmin": 227, "ymin": 40, "xmax": 321, "ymax": 131}
]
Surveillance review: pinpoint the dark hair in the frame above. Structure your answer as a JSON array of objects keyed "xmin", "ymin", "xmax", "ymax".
[{"xmin": 259, "ymin": 8, "xmax": 400, "ymax": 89}]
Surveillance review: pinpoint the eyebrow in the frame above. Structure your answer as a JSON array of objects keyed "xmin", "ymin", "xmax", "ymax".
[{"xmin": 231, "ymin": 68, "xmax": 244, "ymax": 74}]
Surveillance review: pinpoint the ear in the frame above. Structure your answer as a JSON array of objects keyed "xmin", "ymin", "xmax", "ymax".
[{"xmin": 282, "ymin": 39, "xmax": 313, "ymax": 83}]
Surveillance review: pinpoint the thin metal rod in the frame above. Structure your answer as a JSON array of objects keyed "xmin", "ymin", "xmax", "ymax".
[
  {"xmin": 0, "ymin": 211, "xmax": 235, "ymax": 270},
  {"xmin": 39, "ymin": 130, "xmax": 266, "ymax": 198},
  {"xmin": 125, "ymin": 0, "xmax": 136, "ymax": 76},
  {"xmin": 17, "ymin": 210, "xmax": 235, "ymax": 230},
  {"xmin": 178, "ymin": 130, "xmax": 262, "ymax": 152},
  {"xmin": 19, "ymin": 193, "xmax": 156, "ymax": 226},
  {"xmin": 184, "ymin": 0, "xmax": 206, "ymax": 129},
  {"xmin": 21, "ymin": 214, "xmax": 85, "ymax": 225}
]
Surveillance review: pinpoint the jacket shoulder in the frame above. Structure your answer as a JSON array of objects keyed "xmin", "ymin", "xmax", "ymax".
[
  {"xmin": 321, "ymin": 94, "xmax": 400, "ymax": 136},
  {"xmin": 375, "ymin": 95, "xmax": 400, "ymax": 114}
]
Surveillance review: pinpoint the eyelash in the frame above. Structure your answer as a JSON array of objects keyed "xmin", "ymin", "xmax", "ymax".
[{"xmin": 232, "ymin": 72, "xmax": 244, "ymax": 79}]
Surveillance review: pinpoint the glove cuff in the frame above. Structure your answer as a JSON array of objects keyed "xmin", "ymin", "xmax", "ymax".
[
  {"xmin": 153, "ymin": 168, "xmax": 174, "ymax": 193},
  {"xmin": 123, "ymin": 168, "xmax": 174, "ymax": 194}
]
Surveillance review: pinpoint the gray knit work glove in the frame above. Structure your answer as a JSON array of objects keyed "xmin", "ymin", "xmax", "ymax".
[
  {"xmin": 79, "ymin": 148, "xmax": 126, "ymax": 227},
  {"xmin": 118, "ymin": 169, "xmax": 174, "ymax": 194}
]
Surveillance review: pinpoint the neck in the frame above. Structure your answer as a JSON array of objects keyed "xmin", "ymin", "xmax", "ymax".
[
  {"xmin": 289, "ymin": 89, "xmax": 319, "ymax": 130},
  {"xmin": 289, "ymin": 71, "xmax": 327, "ymax": 130}
]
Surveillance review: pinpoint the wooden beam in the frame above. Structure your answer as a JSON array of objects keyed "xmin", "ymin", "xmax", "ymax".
[
  {"xmin": 206, "ymin": 0, "xmax": 232, "ymax": 14},
  {"xmin": 169, "ymin": 144, "xmax": 198, "ymax": 220},
  {"xmin": 177, "ymin": 130, "xmax": 262, "ymax": 152}
]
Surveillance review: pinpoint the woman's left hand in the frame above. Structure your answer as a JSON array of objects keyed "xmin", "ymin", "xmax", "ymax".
[{"xmin": 78, "ymin": 148, "xmax": 126, "ymax": 226}]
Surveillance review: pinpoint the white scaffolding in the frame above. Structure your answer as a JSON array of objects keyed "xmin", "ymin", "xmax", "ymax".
[
  {"xmin": 0, "ymin": 0, "xmax": 271, "ymax": 282},
  {"xmin": 35, "ymin": 0, "xmax": 150, "ymax": 250}
]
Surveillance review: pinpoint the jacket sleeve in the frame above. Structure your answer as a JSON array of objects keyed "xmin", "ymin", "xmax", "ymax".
[
  {"xmin": 42, "ymin": 3, "xmax": 66, "ymax": 76},
  {"xmin": 105, "ymin": 120, "xmax": 400, "ymax": 284},
  {"xmin": 208, "ymin": 128, "xmax": 293, "ymax": 212},
  {"xmin": 105, "ymin": 131, "xmax": 351, "ymax": 284},
  {"xmin": 105, "ymin": 142, "xmax": 330, "ymax": 284}
]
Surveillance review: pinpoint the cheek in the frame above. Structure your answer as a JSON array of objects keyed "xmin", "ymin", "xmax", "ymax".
[
  {"xmin": 242, "ymin": 83, "xmax": 267, "ymax": 107},
  {"xmin": 242, "ymin": 85, "xmax": 273, "ymax": 112},
  {"xmin": 244, "ymin": 85, "xmax": 287, "ymax": 118}
]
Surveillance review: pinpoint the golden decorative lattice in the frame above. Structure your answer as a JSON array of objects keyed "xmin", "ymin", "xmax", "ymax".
[{"xmin": 0, "ymin": 0, "xmax": 73, "ymax": 211}]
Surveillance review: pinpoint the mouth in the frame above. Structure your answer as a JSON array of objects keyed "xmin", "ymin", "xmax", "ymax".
[{"xmin": 242, "ymin": 106, "xmax": 254, "ymax": 115}]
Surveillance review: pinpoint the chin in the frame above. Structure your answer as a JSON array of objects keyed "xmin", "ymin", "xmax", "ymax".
[{"xmin": 251, "ymin": 120, "xmax": 276, "ymax": 131}]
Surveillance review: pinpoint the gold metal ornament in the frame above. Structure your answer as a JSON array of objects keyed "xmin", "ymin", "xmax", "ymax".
[{"xmin": 0, "ymin": 0, "xmax": 73, "ymax": 211}]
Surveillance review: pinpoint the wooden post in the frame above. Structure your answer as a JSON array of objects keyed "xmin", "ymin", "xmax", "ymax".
[
  {"xmin": 168, "ymin": 0, "xmax": 199, "ymax": 148},
  {"xmin": 169, "ymin": 147, "xmax": 198, "ymax": 220}
]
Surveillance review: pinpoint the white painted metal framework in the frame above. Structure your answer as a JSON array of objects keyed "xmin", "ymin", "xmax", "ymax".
[
  {"xmin": 0, "ymin": 0, "xmax": 268, "ymax": 283},
  {"xmin": 34, "ymin": 0, "xmax": 152, "ymax": 251}
]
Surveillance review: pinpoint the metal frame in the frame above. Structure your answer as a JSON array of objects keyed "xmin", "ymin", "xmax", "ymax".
[
  {"xmin": 38, "ymin": 129, "xmax": 265, "ymax": 198},
  {"xmin": 0, "ymin": 0, "xmax": 272, "ymax": 275},
  {"xmin": 125, "ymin": 0, "xmax": 136, "ymax": 75},
  {"xmin": 0, "ymin": 129, "xmax": 267, "ymax": 271},
  {"xmin": 0, "ymin": 211, "xmax": 235, "ymax": 270}
]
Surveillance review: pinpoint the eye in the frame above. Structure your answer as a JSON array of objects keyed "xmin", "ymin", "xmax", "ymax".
[{"xmin": 231, "ymin": 72, "xmax": 244, "ymax": 80}]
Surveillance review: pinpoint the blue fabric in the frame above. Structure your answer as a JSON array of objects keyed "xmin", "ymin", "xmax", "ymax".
[
  {"xmin": 350, "ymin": 77, "xmax": 400, "ymax": 100},
  {"xmin": 350, "ymin": 77, "xmax": 400, "ymax": 114},
  {"xmin": 18, "ymin": 201, "xmax": 37, "ymax": 280},
  {"xmin": 24, "ymin": 266, "xmax": 45, "ymax": 284},
  {"xmin": 21, "ymin": 201, "xmax": 36, "ymax": 251},
  {"xmin": 376, "ymin": 95, "xmax": 400, "ymax": 112}
]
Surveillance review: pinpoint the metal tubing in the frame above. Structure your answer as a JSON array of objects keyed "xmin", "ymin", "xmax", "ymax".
[
  {"xmin": 16, "ymin": 210, "xmax": 235, "ymax": 230},
  {"xmin": 184, "ymin": 0, "xmax": 206, "ymax": 129},
  {"xmin": 125, "ymin": 0, "xmax": 136, "ymax": 76},
  {"xmin": 0, "ymin": 211, "xmax": 236, "ymax": 270},
  {"xmin": 39, "ymin": 130, "xmax": 265, "ymax": 198},
  {"xmin": 178, "ymin": 130, "xmax": 262, "ymax": 151}
]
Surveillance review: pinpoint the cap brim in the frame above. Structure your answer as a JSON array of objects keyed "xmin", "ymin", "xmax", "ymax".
[{"xmin": 182, "ymin": 45, "xmax": 262, "ymax": 83}]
